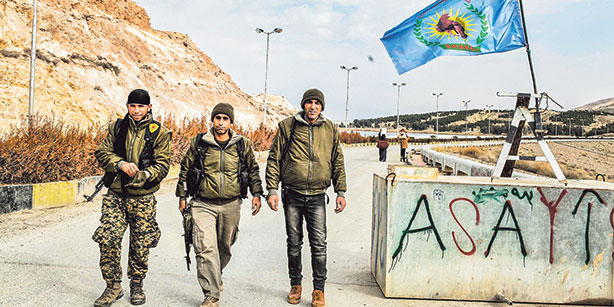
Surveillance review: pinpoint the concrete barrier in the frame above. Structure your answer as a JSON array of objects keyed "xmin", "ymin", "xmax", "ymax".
[
  {"xmin": 0, "ymin": 165, "xmax": 181, "ymax": 214},
  {"xmin": 0, "ymin": 185, "xmax": 33, "ymax": 214},
  {"xmin": 371, "ymin": 169, "xmax": 614, "ymax": 304}
]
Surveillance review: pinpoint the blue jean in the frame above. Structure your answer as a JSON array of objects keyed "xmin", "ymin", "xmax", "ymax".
[{"xmin": 282, "ymin": 189, "xmax": 327, "ymax": 291}]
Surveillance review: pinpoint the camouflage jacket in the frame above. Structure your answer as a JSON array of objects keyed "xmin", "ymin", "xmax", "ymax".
[{"xmin": 94, "ymin": 114, "xmax": 172, "ymax": 197}]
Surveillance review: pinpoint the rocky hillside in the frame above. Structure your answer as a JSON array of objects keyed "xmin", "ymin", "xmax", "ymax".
[
  {"xmin": 0, "ymin": 0, "xmax": 295, "ymax": 131},
  {"xmin": 573, "ymin": 98, "xmax": 614, "ymax": 113}
]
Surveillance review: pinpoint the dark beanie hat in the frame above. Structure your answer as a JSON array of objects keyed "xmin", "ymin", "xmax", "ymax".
[
  {"xmin": 127, "ymin": 89, "xmax": 150, "ymax": 105},
  {"xmin": 301, "ymin": 88, "xmax": 325, "ymax": 111},
  {"xmin": 211, "ymin": 102, "xmax": 235, "ymax": 123}
]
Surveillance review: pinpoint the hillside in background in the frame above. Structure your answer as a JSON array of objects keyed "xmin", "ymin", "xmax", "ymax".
[
  {"xmin": 0, "ymin": 0, "xmax": 296, "ymax": 131},
  {"xmin": 573, "ymin": 98, "xmax": 614, "ymax": 113},
  {"xmin": 354, "ymin": 107, "xmax": 614, "ymax": 137}
]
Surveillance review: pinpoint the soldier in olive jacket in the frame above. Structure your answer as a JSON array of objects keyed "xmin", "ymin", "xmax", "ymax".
[
  {"xmin": 266, "ymin": 88, "xmax": 347, "ymax": 307},
  {"xmin": 93, "ymin": 89, "xmax": 172, "ymax": 307},
  {"xmin": 176, "ymin": 103, "xmax": 263, "ymax": 307}
]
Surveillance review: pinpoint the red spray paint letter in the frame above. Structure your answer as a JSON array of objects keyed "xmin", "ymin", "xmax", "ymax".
[{"xmin": 449, "ymin": 198, "xmax": 480, "ymax": 256}]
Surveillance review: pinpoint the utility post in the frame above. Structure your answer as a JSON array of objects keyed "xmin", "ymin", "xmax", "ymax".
[
  {"xmin": 432, "ymin": 93, "xmax": 443, "ymax": 137},
  {"xmin": 462, "ymin": 100, "xmax": 470, "ymax": 138},
  {"xmin": 392, "ymin": 82, "xmax": 406, "ymax": 130},
  {"xmin": 28, "ymin": 0, "xmax": 39, "ymax": 123},
  {"xmin": 255, "ymin": 27, "xmax": 283, "ymax": 125},
  {"xmin": 486, "ymin": 104, "xmax": 494, "ymax": 135},
  {"xmin": 340, "ymin": 65, "xmax": 358, "ymax": 125}
]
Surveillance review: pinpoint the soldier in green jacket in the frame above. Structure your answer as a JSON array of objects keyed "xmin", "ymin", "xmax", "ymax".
[
  {"xmin": 92, "ymin": 89, "xmax": 172, "ymax": 307},
  {"xmin": 265, "ymin": 88, "xmax": 347, "ymax": 307},
  {"xmin": 176, "ymin": 103, "xmax": 263, "ymax": 307}
]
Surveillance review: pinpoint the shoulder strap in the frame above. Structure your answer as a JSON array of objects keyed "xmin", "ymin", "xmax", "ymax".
[
  {"xmin": 194, "ymin": 133, "xmax": 208, "ymax": 170},
  {"xmin": 113, "ymin": 117, "xmax": 129, "ymax": 159},
  {"xmin": 281, "ymin": 117, "xmax": 297, "ymax": 160},
  {"xmin": 236, "ymin": 137, "xmax": 246, "ymax": 165}
]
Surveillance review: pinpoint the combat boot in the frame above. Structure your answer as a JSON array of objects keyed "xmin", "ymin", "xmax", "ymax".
[
  {"xmin": 287, "ymin": 285, "xmax": 302, "ymax": 304},
  {"xmin": 201, "ymin": 295, "xmax": 219, "ymax": 307},
  {"xmin": 130, "ymin": 279, "xmax": 146, "ymax": 305},
  {"xmin": 94, "ymin": 282, "xmax": 123, "ymax": 307},
  {"xmin": 311, "ymin": 290, "xmax": 325, "ymax": 307}
]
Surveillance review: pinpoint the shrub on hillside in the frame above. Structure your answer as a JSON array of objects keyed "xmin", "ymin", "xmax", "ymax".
[{"xmin": 0, "ymin": 116, "xmax": 104, "ymax": 184}]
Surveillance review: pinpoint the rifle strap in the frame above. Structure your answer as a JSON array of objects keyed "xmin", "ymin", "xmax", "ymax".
[{"xmin": 281, "ymin": 117, "xmax": 297, "ymax": 162}]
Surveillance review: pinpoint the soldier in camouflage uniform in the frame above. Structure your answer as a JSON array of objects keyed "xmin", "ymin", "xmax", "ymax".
[{"xmin": 93, "ymin": 89, "xmax": 172, "ymax": 307}]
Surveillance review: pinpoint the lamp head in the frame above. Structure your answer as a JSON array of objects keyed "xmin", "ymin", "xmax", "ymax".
[
  {"xmin": 340, "ymin": 65, "xmax": 347, "ymax": 70},
  {"xmin": 255, "ymin": 28, "xmax": 264, "ymax": 33},
  {"xmin": 401, "ymin": 83, "xmax": 406, "ymax": 86},
  {"xmin": 352, "ymin": 66, "xmax": 358, "ymax": 70},
  {"xmin": 274, "ymin": 28, "xmax": 283, "ymax": 33}
]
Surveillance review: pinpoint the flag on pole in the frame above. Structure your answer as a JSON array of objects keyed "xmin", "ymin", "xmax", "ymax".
[{"xmin": 381, "ymin": 0, "xmax": 526, "ymax": 75}]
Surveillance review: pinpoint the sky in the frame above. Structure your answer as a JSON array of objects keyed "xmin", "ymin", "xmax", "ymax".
[{"xmin": 135, "ymin": 0, "xmax": 613, "ymax": 121}]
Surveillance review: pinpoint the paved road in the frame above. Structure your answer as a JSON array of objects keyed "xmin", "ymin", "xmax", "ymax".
[{"xmin": 0, "ymin": 146, "xmax": 570, "ymax": 306}]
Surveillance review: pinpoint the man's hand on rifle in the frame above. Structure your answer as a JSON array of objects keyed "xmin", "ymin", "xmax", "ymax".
[
  {"xmin": 251, "ymin": 196, "xmax": 262, "ymax": 216},
  {"xmin": 179, "ymin": 198, "xmax": 186, "ymax": 214}
]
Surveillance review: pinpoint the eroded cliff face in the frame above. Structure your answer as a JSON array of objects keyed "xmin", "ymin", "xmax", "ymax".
[{"xmin": 0, "ymin": 0, "xmax": 296, "ymax": 130}]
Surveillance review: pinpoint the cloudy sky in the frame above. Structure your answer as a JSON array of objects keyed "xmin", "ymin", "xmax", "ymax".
[{"xmin": 135, "ymin": 0, "xmax": 613, "ymax": 121}]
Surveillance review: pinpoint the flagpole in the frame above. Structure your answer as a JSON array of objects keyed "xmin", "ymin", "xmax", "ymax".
[{"xmin": 517, "ymin": 0, "xmax": 538, "ymax": 95}]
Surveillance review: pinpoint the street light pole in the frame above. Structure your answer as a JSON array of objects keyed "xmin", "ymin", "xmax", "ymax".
[
  {"xmin": 568, "ymin": 118, "xmax": 572, "ymax": 136},
  {"xmin": 432, "ymin": 93, "xmax": 443, "ymax": 137},
  {"xmin": 486, "ymin": 104, "xmax": 494, "ymax": 135},
  {"xmin": 28, "ymin": 0, "xmax": 38, "ymax": 120},
  {"xmin": 340, "ymin": 66, "xmax": 358, "ymax": 125},
  {"xmin": 255, "ymin": 27, "xmax": 282, "ymax": 125},
  {"xmin": 462, "ymin": 100, "xmax": 470, "ymax": 138},
  {"xmin": 392, "ymin": 83, "xmax": 406, "ymax": 130}
]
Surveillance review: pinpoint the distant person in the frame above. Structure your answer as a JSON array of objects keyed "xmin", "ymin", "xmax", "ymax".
[
  {"xmin": 176, "ymin": 103, "xmax": 263, "ymax": 307},
  {"xmin": 265, "ymin": 88, "xmax": 347, "ymax": 307},
  {"xmin": 398, "ymin": 128, "xmax": 409, "ymax": 162},
  {"xmin": 93, "ymin": 89, "xmax": 172, "ymax": 307},
  {"xmin": 377, "ymin": 132, "xmax": 389, "ymax": 162}
]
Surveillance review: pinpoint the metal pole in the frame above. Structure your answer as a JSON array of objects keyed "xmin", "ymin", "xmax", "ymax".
[
  {"xmin": 393, "ymin": 83, "xmax": 406, "ymax": 130},
  {"xmin": 568, "ymin": 119, "xmax": 571, "ymax": 136},
  {"xmin": 256, "ymin": 27, "xmax": 282, "ymax": 125},
  {"xmin": 432, "ymin": 93, "xmax": 442, "ymax": 137},
  {"xmin": 345, "ymin": 69, "xmax": 350, "ymax": 123},
  {"xmin": 518, "ymin": 0, "xmax": 538, "ymax": 95},
  {"xmin": 486, "ymin": 104, "xmax": 494, "ymax": 135},
  {"xmin": 340, "ymin": 66, "xmax": 357, "ymax": 125},
  {"xmin": 262, "ymin": 33, "xmax": 270, "ymax": 125},
  {"xmin": 28, "ymin": 0, "xmax": 38, "ymax": 120},
  {"xmin": 462, "ymin": 100, "xmax": 470, "ymax": 138},
  {"xmin": 436, "ymin": 96, "xmax": 439, "ymax": 137}
]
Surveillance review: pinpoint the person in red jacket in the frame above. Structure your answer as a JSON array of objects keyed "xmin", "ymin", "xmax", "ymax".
[{"xmin": 376, "ymin": 132, "xmax": 389, "ymax": 162}]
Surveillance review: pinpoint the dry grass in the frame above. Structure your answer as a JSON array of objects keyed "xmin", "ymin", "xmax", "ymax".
[
  {"xmin": 0, "ymin": 115, "xmax": 277, "ymax": 184},
  {"xmin": 1, "ymin": 115, "xmax": 372, "ymax": 184},
  {"xmin": 436, "ymin": 143, "xmax": 611, "ymax": 180}
]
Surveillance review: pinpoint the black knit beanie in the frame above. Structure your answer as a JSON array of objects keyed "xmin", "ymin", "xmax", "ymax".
[
  {"xmin": 211, "ymin": 102, "xmax": 235, "ymax": 123},
  {"xmin": 301, "ymin": 88, "xmax": 325, "ymax": 111},
  {"xmin": 127, "ymin": 89, "xmax": 150, "ymax": 105}
]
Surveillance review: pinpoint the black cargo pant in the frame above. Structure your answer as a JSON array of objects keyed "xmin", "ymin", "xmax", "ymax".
[{"xmin": 282, "ymin": 189, "xmax": 327, "ymax": 291}]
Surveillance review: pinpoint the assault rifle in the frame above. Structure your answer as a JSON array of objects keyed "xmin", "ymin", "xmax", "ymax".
[
  {"xmin": 83, "ymin": 172, "xmax": 117, "ymax": 202},
  {"xmin": 181, "ymin": 182, "xmax": 193, "ymax": 271}
]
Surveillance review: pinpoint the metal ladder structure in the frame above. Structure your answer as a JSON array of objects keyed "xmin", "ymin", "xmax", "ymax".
[{"xmin": 492, "ymin": 92, "xmax": 567, "ymax": 183}]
